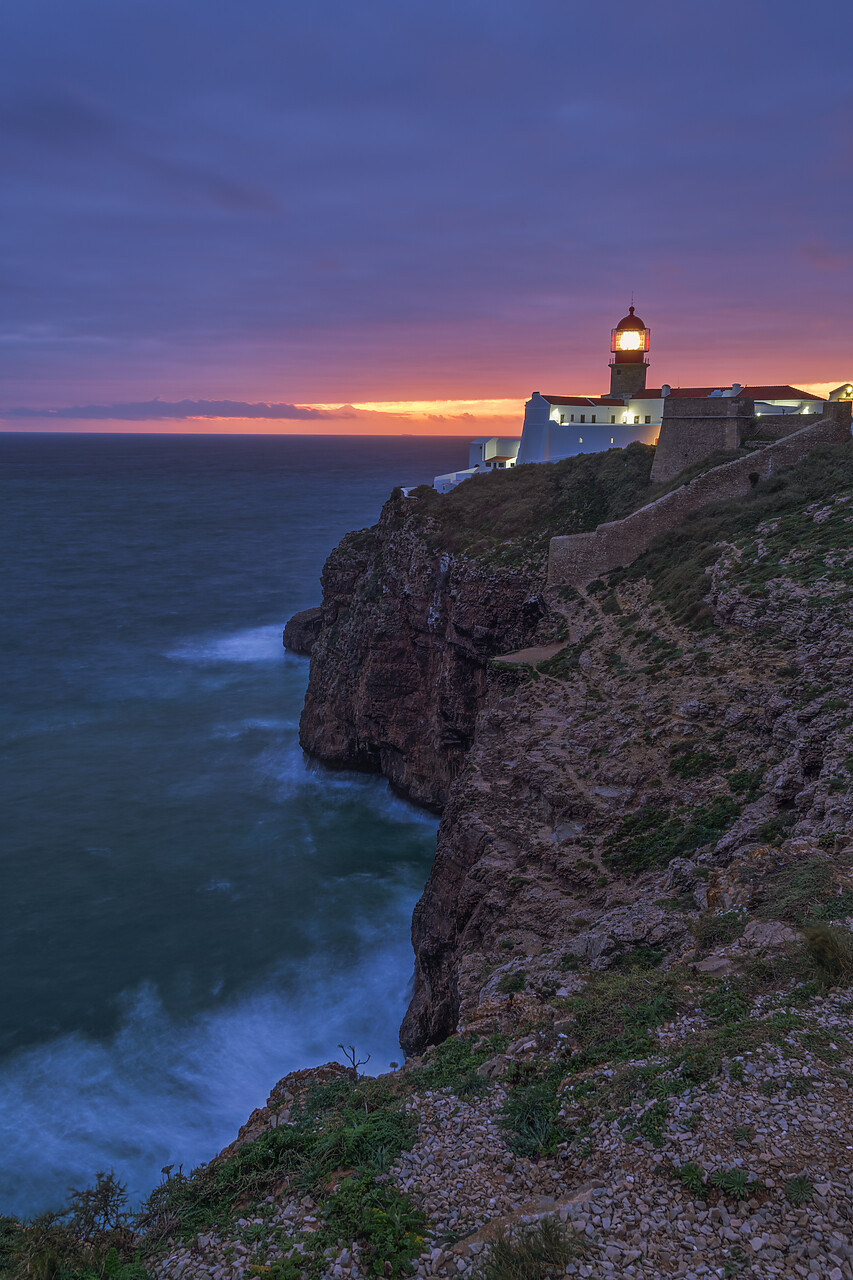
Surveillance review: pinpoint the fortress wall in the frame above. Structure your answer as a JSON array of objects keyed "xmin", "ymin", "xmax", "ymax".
[
  {"xmin": 650, "ymin": 397, "xmax": 755, "ymax": 483},
  {"xmin": 747, "ymin": 413, "xmax": 822, "ymax": 441},
  {"xmin": 548, "ymin": 406, "xmax": 851, "ymax": 588}
]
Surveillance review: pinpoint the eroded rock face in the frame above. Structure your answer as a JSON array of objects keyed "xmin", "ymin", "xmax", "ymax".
[
  {"xmin": 296, "ymin": 492, "xmax": 550, "ymax": 809},
  {"xmin": 296, "ymin": 474, "xmax": 853, "ymax": 1058},
  {"xmin": 282, "ymin": 606, "xmax": 322, "ymax": 655},
  {"xmin": 400, "ymin": 566, "xmax": 853, "ymax": 1054}
]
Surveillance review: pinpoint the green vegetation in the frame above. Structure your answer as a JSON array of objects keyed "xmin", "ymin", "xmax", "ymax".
[
  {"xmin": 499, "ymin": 1080, "xmax": 564, "ymax": 1158},
  {"xmin": 804, "ymin": 924, "xmax": 853, "ymax": 986},
  {"xmin": 405, "ymin": 1033, "xmax": 508, "ymax": 1095},
  {"xmin": 408, "ymin": 443, "xmax": 660, "ymax": 567},
  {"xmin": 668, "ymin": 746, "xmax": 721, "ymax": 780},
  {"xmin": 692, "ymin": 911, "xmax": 746, "ymax": 953},
  {"xmin": 784, "ymin": 1176, "xmax": 815, "ymax": 1206},
  {"xmin": 0, "ymin": 1172, "xmax": 147, "ymax": 1280},
  {"xmin": 134, "ymin": 1074, "xmax": 426, "ymax": 1277},
  {"xmin": 672, "ymin": 1162, "xmax": 706, "ymax": 1198},
  {"xmin": 726, "ymin": 767, "xmax": 764, "ymax": 800},
  {"xmin": 497, "ymin": 971, "xmax": 526, "ymax": 994},
  {"xmin": 709, "ymin": 1169, "xmax": 756, "ymax": 1201},
  {"xmin": 473, "ymin": 1217, "xmax": 588, "ymax": 1280},
  {"xmin": 567, "ymin": 969, "xmax": 684, "ymax": 1064},
  {"xmin": 753, "ymin": 856, "xmax": 853, "ymax": 927},
  {"xmin": 603, "ymin": 798, "xmax": 742, "ymax": 871},
  {"xmin": 619, "ymin": 440, "xmax": 853, "ymax": 625}
]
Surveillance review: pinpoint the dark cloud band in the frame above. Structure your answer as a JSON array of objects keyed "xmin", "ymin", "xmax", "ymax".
[{"xmin": 3, "ymin": 399, "xmax": 343, "ymax": 421}]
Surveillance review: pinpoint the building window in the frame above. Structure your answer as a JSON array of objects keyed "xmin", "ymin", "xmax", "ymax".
[
  {"xmin": 580, "ymin": 414, "xmax": 585, "ymax": 423},
  {"xmin": 633, "ymin": 415, "xmax": 639, "ymax": 424},
  {"xmin": 579, "ymin": 437, "xmax": 583, "ymax": 444},
  {"xmin": 610, "ymin": 437, "xmax": 614, "ymax": 444},
  {"xmin": 591, "ymin": 414, "xmax": 596, "ymax": 423},
  {"xmin": 644, "ymin": 415, "xmax": 651, "ymax": 424},
  {"xmin": 610, "ymin": 415, "xmax": 615, "ymax": 424},
  {"xmin": 570, "ymin": 414, "xmax": 575, "ymax": 422}
]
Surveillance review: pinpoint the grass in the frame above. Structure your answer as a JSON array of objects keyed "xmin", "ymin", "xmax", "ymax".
[
  {"xmin": 692, "ymin": 911, "xmax": 746, "ymax": 953},
  {"xmin": 408, "ymin": 443, "xmax": 660, "ymax": 568},
  {"xmin": 405, "ymin": 1033, "xmax": 508, "ymax": 1095},
  {"xmin": 500, "ymin": 1080, "xmax": 564, "ymax": 1158},
  {"xmin": 618, "ymin": 439, "xmax": 853, "ymax": 625},
  {"xmin": 603, "ymin": 797, "xmax": 742, "ymax": 871},
  {"xmin": 135, "ymin": 1074, "xmax": 427, "ymax": 1276},
  {"xmin": 804, "ymin": 924, "xmax": 853, "ymax": 986},
  {"xmin": 473, "ymin": 1217, "xmax": 588, "ymax": 1280}
]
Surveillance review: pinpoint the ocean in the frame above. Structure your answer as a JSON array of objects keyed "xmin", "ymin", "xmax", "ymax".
[{"xmin": 0, "ymin": 433, "xmax": 466, "ymax": 1217}]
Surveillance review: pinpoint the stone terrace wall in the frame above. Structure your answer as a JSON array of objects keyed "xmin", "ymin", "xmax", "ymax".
[
  {"xmin": 548, "ymin": 405, "xmax": 851, "ymax": 588},
  {"xmin": 650, "ymin": 397, "xmax": 755, "ymax": 484}
]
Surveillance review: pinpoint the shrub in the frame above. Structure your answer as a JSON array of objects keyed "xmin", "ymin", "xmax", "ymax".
[
  {"xmin": 497, "ymin": 972, "xmax": 526, "ymax": 994},
  {"xmin": 473, "ymin": 1217, "xmax": 587, "ymax": 1280},
  {"xmin": 316, "ymin": 1175, "xmax": 426, "ymax": 1278},
  {"xmin": 0, "ymin": 1175, "xmax": 146, "ymax": 1280},
  {"xmin": 804, "ymin": 924, "xmax": 853, "ymax": 986},
  {"xmin": 604, "ymin": 798, "xmax": 741, "ymax": 871},
  {"xmin": 673, "ymin": 1162, "xmax": 706, "ymax": 1197},
  {"xmin": 500, "ymin": 1081, "xmax": 563, "ymax": 1157},
  {"xmin": 784, "ymin": 1175, "xmax": 815, "ymax": 1205},
  {"xmin": 709, "ymin": 1168, "xmax": 754, "ymax": 1201},
  {"xmin": 692, "ymin": 911, "xmax": 746, "ymax": 953}
]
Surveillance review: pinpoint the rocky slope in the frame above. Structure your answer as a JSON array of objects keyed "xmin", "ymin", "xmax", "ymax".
[{"xmin": 293, "ymin": 440, "xmax": 853, "ymax": 1055}]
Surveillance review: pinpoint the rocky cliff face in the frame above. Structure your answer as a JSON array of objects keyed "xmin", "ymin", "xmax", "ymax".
[
  {"xmin": 293, "ymin": 445, "xmax": 853, "ymax": 1057},
  {"xmin": 296, "ymin": 489, "xmax": 556, "ymax": 809},
  {"xmin": 401, "ymin": 456, "xmax": 853, "ymax": 1051}
]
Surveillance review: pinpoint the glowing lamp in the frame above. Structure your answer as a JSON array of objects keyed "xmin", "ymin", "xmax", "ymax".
[
  {"xmin": 610, "ymin": 306, "xmax": 650, "ymax": 359},
  {"xmin": 609, "ymin": 303, "xmax": 650, "ymax": 397}
]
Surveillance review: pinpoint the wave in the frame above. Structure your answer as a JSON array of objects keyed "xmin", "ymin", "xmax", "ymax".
[
  {"xmin": 165, "ymin": 624, "xmax": 287, "ymax": 665},
  {"xmin": 0, "ymin": 926, "xmax": 418, "ymax": 1219}
]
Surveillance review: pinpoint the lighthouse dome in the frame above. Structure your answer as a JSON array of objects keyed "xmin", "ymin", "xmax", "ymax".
[{"xmin": 615, "ymin": 305, "xmax": 645, "ymax": 331}]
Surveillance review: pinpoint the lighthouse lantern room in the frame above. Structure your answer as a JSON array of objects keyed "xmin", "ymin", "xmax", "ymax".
[{"xmin": 609, "ymin": 305, "xmax": 650, "ymax": 397}]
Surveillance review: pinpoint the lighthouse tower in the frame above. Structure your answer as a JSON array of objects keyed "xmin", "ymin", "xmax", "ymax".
[{"xmin": 609, "ymin": 305, "xmax": 650, "ymax": 398}]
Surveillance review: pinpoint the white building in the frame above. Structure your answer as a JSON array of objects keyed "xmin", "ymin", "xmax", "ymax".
[
  {"xmin": 433, "ymin": 435, "xmax": 520, "ymax": 493},
  {"xmin": 434, "ymin": 304, "xmax": 833, "ymax": 489}
]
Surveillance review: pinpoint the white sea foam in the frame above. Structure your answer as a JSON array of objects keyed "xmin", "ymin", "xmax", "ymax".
[
  {"xmin": 166, "ymin": 624, "xmax": 287, "ymax": 665},
  {"xmin": 0, "ymin": 927, "xmax": 417, "ymax": 1218}
]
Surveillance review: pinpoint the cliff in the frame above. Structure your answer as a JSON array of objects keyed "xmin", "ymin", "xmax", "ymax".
[
  {"xmin": 401, "ymin": 438, "xmax": 853, "ymax": 1051},
  {"xmin": 292, "ymin": 440, "xmax": 853, "ymax": 1058},
  {"xmin": 294, "ymin": 488, "xmax": 558, "ymax": 809},
  {"xmin": 292, "ymin": 443, "xmax": 703, "ymax": 808}
]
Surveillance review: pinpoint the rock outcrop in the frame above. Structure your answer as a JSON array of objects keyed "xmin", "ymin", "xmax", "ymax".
[
  {"xmin": 296, "ymin": 490, "xmax": 554, "ymax": 809},
  {"xmin": 282, "ymin": 605, "xmax": 323, "ymax": 655}
]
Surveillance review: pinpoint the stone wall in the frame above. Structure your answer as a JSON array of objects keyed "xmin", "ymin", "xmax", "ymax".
[
  {"xmin": 650, "ymin": 396, "xmax": 756, "ymax": 483},
  {"xmin": 548, "ymin": 406, "xmax": 851, "ymax": 588}
]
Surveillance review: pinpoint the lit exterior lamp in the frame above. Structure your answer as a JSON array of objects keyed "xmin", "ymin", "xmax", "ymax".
[{"xmin": 609, "ymin": 305, "xmax": 650, "ymax": 397}]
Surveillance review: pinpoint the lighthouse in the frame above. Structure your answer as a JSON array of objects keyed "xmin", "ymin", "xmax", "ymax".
[{"xmin": 609, "ymin": 305, "xmax": 650, "ymax": 397}]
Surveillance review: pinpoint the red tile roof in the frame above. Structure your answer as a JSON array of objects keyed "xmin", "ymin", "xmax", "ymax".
[
  {"xmin": 544, "ymin": 386, "xmax": 824, "ymax": 404},
  {"xmin": 738, "ymin": 385, "xmax": 824, "ymax": 401},
  {"xmin": 542, "ymin": 395, "xmax": 625, "ymax": 407}
]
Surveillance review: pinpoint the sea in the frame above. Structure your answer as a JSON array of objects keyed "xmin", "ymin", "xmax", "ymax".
[{"xmin": 0, "ymin": 432, "xmax": 468, "ymax": 1218}]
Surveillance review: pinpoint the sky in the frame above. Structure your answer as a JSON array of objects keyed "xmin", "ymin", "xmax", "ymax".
[{"xmin": 3, "ymin": 0, "xmax": 853, "ymax": 435}]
